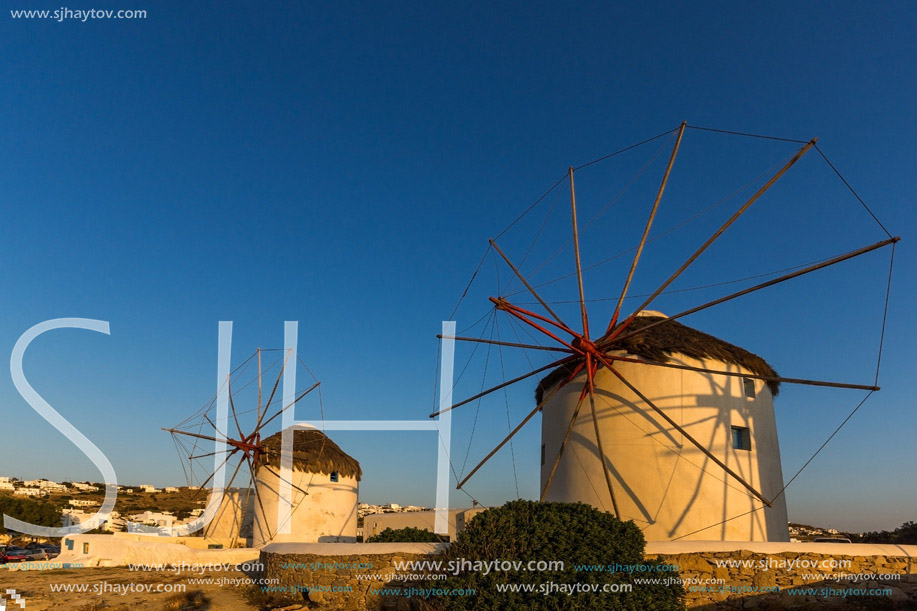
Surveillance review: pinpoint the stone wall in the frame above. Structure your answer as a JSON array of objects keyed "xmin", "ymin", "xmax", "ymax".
[
  {"xmin": 647, "ymin": 550, "xmax": 916, "ymax": 609},
  {"xmin": 260, "ymin": 549, "xmax": 437, "ymax": 611},
  {"xmin": 260, "ymin": 542, "xmax": 917, "ymax": 610}
]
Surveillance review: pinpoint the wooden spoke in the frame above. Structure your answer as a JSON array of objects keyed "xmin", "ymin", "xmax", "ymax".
[
  {"xmin": 252, "ymin": 382, "xmax": 321, "ymax": 436},
  {"xmin": 541, "ymin": 382, "xmax": 589, "ymax": 501},
  {"xmin": 223, "ymin": 450, "xmax": 247, "ymax": 493},
  {"xmin": 255, "ymin": 348, "xmax": 295, "ymax": 433},
  {"xmin": 228, "ymin": 378, "xmax": 244, "ymax": 440},
  {"xmin": 609, "ymin": 138, "xmax": 817, "ymax": 342},
  {"xmin": 202, "ymin": 413, "xmax": 224, "ymax": 438},
  {"xmin": 188, "ymin": 450, "xmax": 223, "ymax": 460},
  {"xmin": 608, "ymin": 121, "xmax": 687, "ymax": 333},
  {"xmin": 606, "ymin": 236, "xmax": 900, "ymax": 346},
  {"xmin": 234, "ymin": 464, "xmax": 256, "ymax": 549},
  {"xmin": 438, "ymin": 334, "xmax": 574, "ymax": 353},
  {"xmin": 431, "ymin": 355, "xmax": 576, "ymax": 418},
  {"xmin": 599, "ymin": 353, "xmax": 880, "ymax": 392},
  {"xmin": 162, "ymin": 427, "xmax": 227, "ymax": 445},
  {"xmin": 258, "ymin": 461, "xmax": 312, "ymax": 497},
  {"xmin": 165, "ymin": 345, "xmax": 329, "ymax": 546},
  {"xmin": 189, "ymin": 448, "xmax": 239, "ymax": 503},
  {"xmin": 492, "ymin": 297, "xmax": 582, "ymax": 338},
  {"xmin": 490, "ymin": 239, "xmax": 568, "ymax": 328},
  {"xmin": 601, "ymin": 359, "xmax": 772, "ymax": 507},
  {"xmin": 586, "ymin": 379, "xmax": 620, "ymax": 517},
  {"xmin": 491, "ymin": 298, "xmax": 581, "ymax": 351},
  {"xmin": 568, "ymin": 167, "xmax": 590, "ymax": 341},
  {"xmin": 247, "ymin": 456, "xmax": 274, "ymax": 542},
  {"xmin": 181, "ymin": 451, "xmax": 242, "ymax": 540},
  {"xmin": 257, "ymin": 348, "xmax": 263, "ymax": 423},
  {"xmin": 457, "ymin": 361, "xmax": 584, "ymax": 490}
]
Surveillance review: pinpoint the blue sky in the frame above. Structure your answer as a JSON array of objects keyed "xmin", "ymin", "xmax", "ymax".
[{"xmin": 0, "ymin": 1, "xmax": 914, "ymax": 532}]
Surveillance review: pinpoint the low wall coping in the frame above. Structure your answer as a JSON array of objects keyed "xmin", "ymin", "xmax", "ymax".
[
  {"xmin": 261, "ymin": 542, "xmax": 448, "ymax": 556},
  {"xmin": 645, "ymin": 540, "xmax": 917, "ymax": 557},
  {"xmin": 55, "ymin": 534, "xmax": 260, "ymax": 567},
  {"xmin": 53, "ymin": 536, "xmax": 916, "ymax": 563}
]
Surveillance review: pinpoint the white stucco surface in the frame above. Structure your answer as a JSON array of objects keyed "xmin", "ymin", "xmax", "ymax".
[
  {"xmin": 261, "ymin": 542, "xmax": 448, "ymax": 555},
  {"xmin": 52, "ymin": 534, "xmax": 260, "ymax": 568},
  {"xmin": 252, "ymin": 467, "xmax": 358, "ymax": 546},
  {"xmin": 204, "ymin": 489, "xmax": 253, "ymax": 540},
  {"xmin": 541, "ymin": 353, "xmax": 789, "ymax": 541}
]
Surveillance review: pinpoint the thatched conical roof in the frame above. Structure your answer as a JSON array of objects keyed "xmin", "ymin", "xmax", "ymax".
[
  {"xmin": 258, "ymin": 428, "xmax": 362, "ymax": 481},
  {"xmin": 536, "ymin": 314, "xmax": 779, "ymax": 403}
]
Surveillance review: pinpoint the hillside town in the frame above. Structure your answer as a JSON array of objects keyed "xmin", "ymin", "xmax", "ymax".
[
  {"xmin": 0, "ymin": 475, "xmax": 199, "ymax": 498},
  {"xmin": 2, "ymin": 473, "xmax": 865, "ymax": 542},
  {"xmin": 0, "ymin": 475, "xmax": 205, "ymax": 533},
  {"xmin": 0, "ymin": 474, "xmax": 447, "ymax": 537}
]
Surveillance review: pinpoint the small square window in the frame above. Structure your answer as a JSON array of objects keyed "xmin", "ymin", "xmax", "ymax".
[
  {"xmin": 743, "ymin": 378, "xmax": 756, "ymax": 399},
  {"xmin": 731, "ymin": 426, "xmax": 751, "ymax": 451},
  {"xmin": 330, "ymin": 471, "xmax": 339, "ymax": 483}
]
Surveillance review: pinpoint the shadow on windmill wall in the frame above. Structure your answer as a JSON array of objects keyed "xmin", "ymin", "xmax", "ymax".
[{"xmin": 540, "ymin": 350, "xmax": 788, "ymax": 542}]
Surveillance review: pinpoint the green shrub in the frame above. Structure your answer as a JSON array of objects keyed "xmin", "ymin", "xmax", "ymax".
[
  {"xmin": 367, "ymin": 526, "xmax": 444, "ymax": 543},
  {"xmin": 0, "ymin": 497, "xmax": 61, "ymax": 534},
  {"xmin": 417, "ymin": 500, "xmax": 684, "ymax": 611},
  {"xmin": 856, "ymin": 520, "xmax": 917, "ymax": 545}
]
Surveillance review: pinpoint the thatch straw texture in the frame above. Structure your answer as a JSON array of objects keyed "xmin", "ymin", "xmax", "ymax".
[
  {"xmin": 259, "ymin": 429, "xmax": 362, "ymax": 481},
  {"xmin": 536, "ymin": 315, "xmax": 779, "ymax": 403}
]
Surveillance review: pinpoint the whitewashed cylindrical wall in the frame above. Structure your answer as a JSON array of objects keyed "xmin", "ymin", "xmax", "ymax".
[
  {"xmin": 540, "ymin": 353, "xmax": 789, "ymax": 541},
  {"xmin": 204, "ymin": 489, "xmax": 253, "ymax": 541},
  {"xmin": 252, "ymin": 467, "xmax": 358, "ymax": 547}
]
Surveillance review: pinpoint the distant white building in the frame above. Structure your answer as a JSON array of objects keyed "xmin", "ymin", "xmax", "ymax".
[
  {"xmin": 101, "ymin": 511, "xmax": 125, "ymax": 532},
  {"xmin": 164, "ymin": 487, "xmax": 180, "ymax": 493},
  {"xmin": 61, "ymin": 509, "xmax": 91, "ymax": 528},
  {"xmin": 358, "ymin": 502, "xmax": 429, "ymax": 519},
  {"xmin": 15, "ymin": 488, "xmax": 46, "ymax": 497},
  {"xmin": 22, "ymin": 479, "xmax": 43, "ymax": 488},
  {"xmin": 130, "ymin": 511, "xmax": 175, "ymax": 529},
  {"xmin": 61, "ymin": 508, "xmax": 124, "ymax": 531},
  {"xmin": 69, "ymin": 499, "xmax": 97, "ymax": 508},
  {"xmin": 139, "ymin": 485, "xmax": 160, "ymax": 493},
  {"xmin": 0, "ymin": 481, "xmax": 14, "ymax": 491},
  {"xmin": 358, "ymin": 503, "xmax": 383, "ymax": 518},
  {"xmin": 71, "ymin": 482, "xmax": 99, "ymax": 492},
  {"xmin": 39, "ymin": 480, "xmax": 67, "ymax": 492}
]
